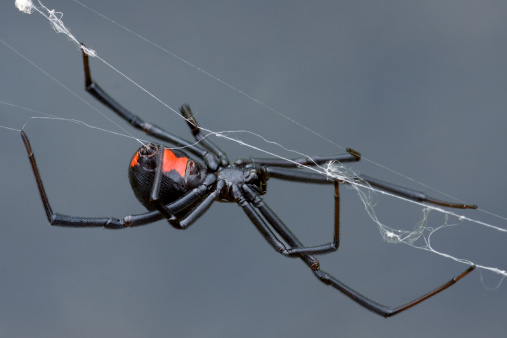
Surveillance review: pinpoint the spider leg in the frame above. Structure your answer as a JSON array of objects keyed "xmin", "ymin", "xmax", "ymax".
[
  {"xmin": 235, "ymin": 148, "xmax": 361, "ymax": 167},
  {"xmin": 266, "ymin": 167, "xmax": 477, "ymax": 209},
  {"xmin": 267, "ymin": 167, "xmax": 336, "ymax": 184},
  {"xmin": 242, "ymin": 183, "xmax": 340, "ymax": 256},
  {"xmin": 313, "ymin": 265, "xmax": 475, "ymax": 317},
  {"xmin": 150, "ymin": 145, "xmax": 166, "ymax": 203},
  {"xmin": 237, "ymin": 188, "xmax": 290, "ymax": 255},
  {"xmin": 80, "ymin": 45, "xmax": 221, "ymax": 171},
  {"xmin": 21, "ymin": 131, "xmax": 205, "ymax": 229},
  {"xmin": 179, "ymin": 104, "xmax": 229, "ymax": 167},
  {"xmin": 359, "ymin": 174, "xmax": 477, "ymax": 209},
  {"xmin": 164, "ymin": 181, "xmax": 224, "ymax": 229},
  {"xmin": 240, "ymin": 182, "xmax": 475, "ymax": 317}
]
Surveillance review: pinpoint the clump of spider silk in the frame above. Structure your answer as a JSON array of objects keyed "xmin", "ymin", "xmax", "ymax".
[
  {"xmin": 324, "ymin": 160, "xmax": 356, "ymax": 183},
  {"xmin": 15, "ymin": 0, "xmax": 35, "ymax": 13},
  {"xmin": 15, "ymin": 0, "xmax": 97, "ymax": 57},
  {"xmin": 325, "ymin": 160, "xmax": 392, "ymax": 243},
  {"xmin": 16, "ymin": 0, "xmax": 70, "ymax": 36}
]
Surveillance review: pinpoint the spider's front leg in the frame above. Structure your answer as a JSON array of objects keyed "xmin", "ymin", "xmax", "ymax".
[
  {"xmin": 80, "ymin": 45, "xmax": 221, "ymax": 171},
  {"xmin": 179, "ymin": 104, "xmax": 229, "ymax": 167}
]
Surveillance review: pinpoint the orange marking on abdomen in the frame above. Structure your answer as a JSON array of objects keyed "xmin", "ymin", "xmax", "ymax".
[
  {"xmin": 130, "ymin": 151, "xmax": 139, "ymax": 167},
  {"xmin": 163, "ymin": 149, "xmax": 188, "ymax": 177}
]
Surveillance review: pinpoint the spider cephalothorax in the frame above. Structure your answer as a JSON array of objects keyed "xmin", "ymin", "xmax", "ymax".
[
  {"xmin": 21, "ymin": 45, "xmax": 477, "ymax": 318},
  {"xmin": 128, "ymin": 140, "xmax": 270, "ymax": 209}
]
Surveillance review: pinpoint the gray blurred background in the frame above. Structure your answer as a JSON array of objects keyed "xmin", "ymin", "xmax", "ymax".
[{"xmin": 1, "ymin": 1, "xmax": 507, "ymax": 337}]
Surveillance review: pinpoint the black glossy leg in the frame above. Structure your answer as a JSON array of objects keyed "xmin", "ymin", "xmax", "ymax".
[
  {"xmin": 238, "ymin": 194, "xmax": 288, "ymax": 254},
  {"xmin": 313, "ymin": 265, "xmax": 475, "ymax": 317},
  {"xmin": 266, "ymin": 167, "xmax": 477, "ymax": 209},
  {"xmin": 359, "ymin": 174, "xmax": 477, "ymax": 209},
  {"xmin": 241, "ymin": 184, "xmax": 320, "ymax": 270},
  {"xmin": 241, "ymin": 181, "xmax": 475, "ymax": 317},
  {"xmin": 81, "ymin": 46, "xmax": 221, "ymax": 170},
  {"xmin": 21, "ymin": 131, "xmax": 204, "ymax": 229},
  {"xmin": 179, "ymin": 104, "xmax": 229, "ymax": 167},
  {"xmin": 236, "ymin": 148, "xmax": 361, "ymax": 167},
  {"xmin": 167, "ymin": 181, "xmax": 224, "ymax": 229},
  {"xmin": 286, "ymin": 180, "xmax": 340, "ymax": 255},
  {"xmin": 242, "ymin": 183, "xmax": 340, "ymax": 256}
]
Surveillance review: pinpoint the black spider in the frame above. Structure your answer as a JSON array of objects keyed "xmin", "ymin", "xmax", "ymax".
[{"xmin": 20, "ymin": 46, "xmax": 477, "ymax": 317}]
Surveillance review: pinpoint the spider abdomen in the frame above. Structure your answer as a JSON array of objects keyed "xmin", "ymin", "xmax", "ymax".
[{"xmin": 128, "ymin": 144, "xmax": 206, "ymax": 210}]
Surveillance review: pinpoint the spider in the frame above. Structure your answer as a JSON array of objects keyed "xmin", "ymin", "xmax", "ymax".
[{"xmin": 20, "ymin": 45, "xmax": 477, "ymax": 318}]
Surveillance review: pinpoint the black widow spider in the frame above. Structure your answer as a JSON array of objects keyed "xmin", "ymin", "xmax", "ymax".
[{"xmin": 21, "ymin": 45, "xmax": 477, "ymax": 318}]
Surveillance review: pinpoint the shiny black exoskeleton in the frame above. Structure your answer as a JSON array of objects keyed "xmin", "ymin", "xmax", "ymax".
[{"xmin": 20, "ymin": 44, "xmax": 478, "ymax": 318}]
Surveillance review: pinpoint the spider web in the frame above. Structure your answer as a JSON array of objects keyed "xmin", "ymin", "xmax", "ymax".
[{"xmin": 8, "ymin": 0, "xmax": 507, "ymax": 284}]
